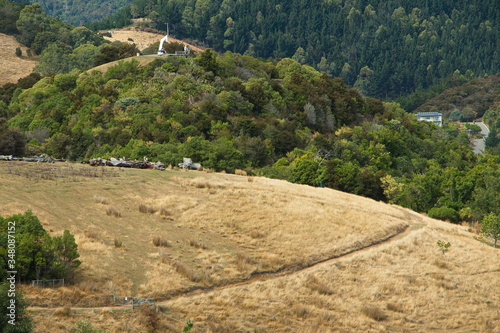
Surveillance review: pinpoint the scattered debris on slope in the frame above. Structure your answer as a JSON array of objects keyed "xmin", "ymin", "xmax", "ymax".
[
  {"xmin": 85, "ymin": 157, "xmax": 166, "ymax": 170},
  {"xmin": 0, "ymin": 155, "xmax": 60, "ymax": 163}
]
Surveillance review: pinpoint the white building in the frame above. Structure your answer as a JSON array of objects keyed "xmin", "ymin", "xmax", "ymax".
[{"xmin": 414, "ymin": 112, "xmax": 443, "ymax": 127}]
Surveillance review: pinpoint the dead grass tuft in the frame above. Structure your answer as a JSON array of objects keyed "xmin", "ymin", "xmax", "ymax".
[
  {"xmin": 93, "ymin": 195, "xmax": 108, "ymax": 205},
  {"xmin": 386, "ymin": 302, "xmax": 403, "ymax": 313},
  {"xmin": 159, "ymin": 207, "xmax": 170, "ymax": 216},
  {"xmin": 236, "ymin": 253, "xmax": 256, "ymax": 272},
  {"xmin": 106, "ymin": 206, "xmax": 121, "ymax": 217},
  {"xmin": 189, "ymin": 240, "xmax": 207, "ymax": 249},
  {"xmin": 138, "ymin": 303, "xmax": 161, "ymax": 332},
  {"xmin": 362, "ymin": 305, "xmax": 387, "ymax": 321},
  {"xmin": 464, "ymin": 221, "xmax": 481, "ymax": 234},
  {"xmin": 235, "ymin": 169, "xmax": 247, "ymax": 176},
  {"xmin": 185, "ymin": 177, "xmax": 224, "ymax": 189},
  {"xmin": 291, "ymin": 305, "xmax": 310, "ymax": 318},
  {"xmin": 306, "ymin": 275, "xmax": 334, "ymax": 295},
  {"xmin": 250, "ymin": 230, "xmax": 266, "ymax": 239},
  {"xmin": 139, "ymin": 203, "xmax": 157, "ymax": 214},
  {"xmin": 53, "ymin": 306, "xmax": 72, "ymax": 317},
  {"xmin": 207, "ymin": 320, "xmax": 240, "ymax": 333},
  {"xmin": 84, "ymin": 230, "xmax": 99, "ymax": 240},
  {"xmin": 433, "ymin": 260, "xmax": 450, "ymax": 269},
  {"xmin": 78, "ymin": 281, "xmax": 102, "ymax": 293},
  {"xmin": 436, "ymin": 281, "xmax": 458, "ymax": 290},
  {"xmin": 171, "ymin": 260, "xmax": 211, "ymax": 283},
  {"xmin": 153, "ymin": 236, "xmax": 171, "ymax": 247}
]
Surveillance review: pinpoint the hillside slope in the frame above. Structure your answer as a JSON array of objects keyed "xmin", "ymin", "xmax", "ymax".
[
  {"xmin": 102, "ymin": 28, "xmax": 206, "ymax": 53},
  {"xmin": 14, "ymin": 0, "xmax": 132, "ymax": 25},
  {"xmin": 93, "ymin": 0, "xmax": 499, "ymax": 99},
  {"xmin": 415, "ymin": 74, "xmax": 500, "ymax": 119},
  {"xmin": 0, "ymin": 33, "xmax": 37, "ymax": 86},
  {"xmin": 0, "ymin": 161, "xmax": 498, "ymax": 332}
]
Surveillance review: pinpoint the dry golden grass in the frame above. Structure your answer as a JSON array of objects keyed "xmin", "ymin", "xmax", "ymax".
[
  {"xmin": 0, "ymin": 161, "xmax": 498, "ymax": 332},
  {"xmin": 102, "ymin": 28, "xmax": 206, "ymax": 53},
  {"xmin": 159, "ymin": 219, "xmax": 499, "ymax": 332},
  {"xmin": 0, "ymin": 33, "xmax": 38, "ymax": 86}
]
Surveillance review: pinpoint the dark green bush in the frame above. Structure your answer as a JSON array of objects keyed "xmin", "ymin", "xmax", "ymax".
[{"xmin": 428, "ymin": 207, "xmax": 461, "ymax": 224}]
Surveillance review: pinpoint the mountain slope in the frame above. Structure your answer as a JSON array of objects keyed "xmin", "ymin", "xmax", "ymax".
[{"xmin": 93, "ymin": 0, "xmax": 499, "ymax": 99}]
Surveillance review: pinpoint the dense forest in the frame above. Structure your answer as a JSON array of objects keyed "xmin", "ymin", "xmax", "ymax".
[
  {"xmin": 10, "ymin": 0, "xmax": 132, "ymax": 25},
  {"xmin": 89, "ymin": 0, "xmax": 499, "ymax": 103}
]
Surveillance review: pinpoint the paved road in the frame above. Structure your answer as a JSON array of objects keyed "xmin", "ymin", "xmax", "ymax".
[{"xmin": 470, "ymin": 122, "xmax": 489, "ymax": 154}]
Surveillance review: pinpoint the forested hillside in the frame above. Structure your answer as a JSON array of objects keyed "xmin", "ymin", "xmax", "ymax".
[
  {"xmin": 0, "ymin": 1, "xmax": 143, "ymax": 78},
  {"xmin": 10, "ymin": 0, "xmax": 132, "ymax": 25},
  {"xmin": 90, "ymin": 0, "xmax": 499, "ymax": 101},
  {"xmin": 2, "ymin": 50, "xmax": 499, "ymax": 222},
  {"xmin": 415, "ymin": 74, "xmax": 499, "ymax": 120}
]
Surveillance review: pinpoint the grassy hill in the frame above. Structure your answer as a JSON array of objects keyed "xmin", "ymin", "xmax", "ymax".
[
  {"xmin": 101, "ymin": 28, "xmax": 206, "ymax": 54},
  {"xmin": 1, "ymin": 161, "xmax": 498, "ymax": 332},
  {"xmin": 0, "ymin": 33, "xmax": 38, "ymax": 86}
]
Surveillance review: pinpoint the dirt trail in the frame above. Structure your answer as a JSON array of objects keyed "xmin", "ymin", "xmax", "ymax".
[
  {"xmin": 156, "ymin": 219, "xmax": 420, "ymax": 304},
  {"xmin": 29, "ymin": 217, "xmax": 420, "ymax": 312}
]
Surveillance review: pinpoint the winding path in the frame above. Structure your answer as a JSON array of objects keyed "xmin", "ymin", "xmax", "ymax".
[{"xmin": 29, "ymin": 211, "xmax": 422, "ymax": 312}]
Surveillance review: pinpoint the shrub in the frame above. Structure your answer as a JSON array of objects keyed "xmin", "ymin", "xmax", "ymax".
[
  {"xmin": 480, "ymin": 213, "xmax": 500, "ymax": 248},
  {"xmin": 15, "ymin": 47, "xmax": 22, "ymax": 57},
  {"xmin": 0, "ymin": 282, "xmax": 33, "ymax": 331},
  {"xmin": 0, "ymin": 212, "xmax": 80, "ymax": 282},
  {"xmin": 427, "ymin": 207, "xmax": 460, "ymax": 223},
  {"xmin": 114, "ymin": 239, "xmax": 123, "ymax": 248},
  {"xmin": 71, "ymin": 320, "xmax": 103, "ymax": 333}
]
